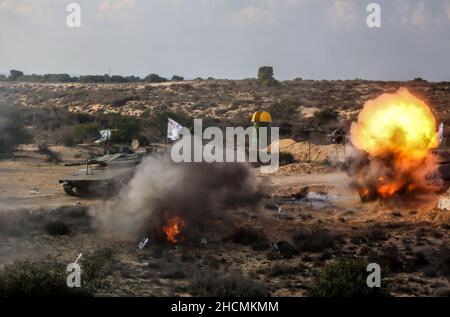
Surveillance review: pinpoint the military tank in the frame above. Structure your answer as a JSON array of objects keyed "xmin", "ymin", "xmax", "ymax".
[{"xmin": 59, "ymin": 151, "xmax": 143, "ymax": 197}]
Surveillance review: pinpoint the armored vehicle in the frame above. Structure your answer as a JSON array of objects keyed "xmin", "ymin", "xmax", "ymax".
[{"xmin": 59, "ymin": 152, "xmax": 143, "ymax": 197}]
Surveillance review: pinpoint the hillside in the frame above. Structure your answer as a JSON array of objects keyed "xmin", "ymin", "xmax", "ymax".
[{"xmin": 1, "ymin": 79, "xmax": 449, "ymax": 124}]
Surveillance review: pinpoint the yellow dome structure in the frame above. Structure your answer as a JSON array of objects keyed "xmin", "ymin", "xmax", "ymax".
[{"xmin": 251, "ymin": 111, "xmax": 272, "ymax": 123}]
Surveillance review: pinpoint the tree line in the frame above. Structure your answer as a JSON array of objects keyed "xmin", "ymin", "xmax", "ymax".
[{"xmin": 0, "ymin": 70, "xmax": 185, "ymax": 84}]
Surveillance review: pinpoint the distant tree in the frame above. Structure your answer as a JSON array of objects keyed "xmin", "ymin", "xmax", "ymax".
[
  {"xmin": 171, "ymin": 75, "xmax": 184, "ymax": 82},
  {"xmin": 257, "ymin": 66, "xmax": 277, "ymax": 86},
  {"xmin": 0, "ymin": 75, "xmax": 6, "ymax": 81},
  {"xmin": 125, "ymin": 75, "xmax": 141, "ymax": 83},
  {"xmin": 144, "ymin": 73, "xmax": 167, "ymax": 83},
  {"xmin": 413, "ymin": 77, "xmax": 428, "ymax": 82},
  {"xmin": 110, "ymin": 75, "xmax": 127, "ymax": 83},
  {"xmin": 79, "ymin": 75, "xmax": 106, "ymax": 83},
  {"xmin": 42, "ymin": 74, "xmax": 72, "ymax": 82},
  {"xmin": 9, "ymin": 70, "xmax": 24, "ymax": 81}
]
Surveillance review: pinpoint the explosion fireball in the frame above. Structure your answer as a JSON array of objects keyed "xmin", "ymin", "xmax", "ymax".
[
  {"xmin": 163, "ymin": 216, "xmax": 186, "ymax": 243},
  {"xmin": 349, "ymin": 88, "xmax": 440, "ymax": 201}
]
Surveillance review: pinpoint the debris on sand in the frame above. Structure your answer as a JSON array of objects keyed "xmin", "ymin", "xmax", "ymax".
[
  {"xmin": 138, "ymin": 237, "xmax": 149, "ymax": 250},
  {"xmin": 29, "ymin": 188, "xmax": 40, "ymax": 194},
  {"xmin": 437, "ymin": 189, "xmax": 450, "ymax": 211}
]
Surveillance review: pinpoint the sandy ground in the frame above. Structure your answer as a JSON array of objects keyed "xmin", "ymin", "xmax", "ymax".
[{"xmin": 0, "ymin": 146, "xmax": 449, "ymax": 297}]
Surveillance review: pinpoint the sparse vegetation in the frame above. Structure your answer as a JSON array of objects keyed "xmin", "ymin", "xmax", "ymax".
[
  {"xmin": 189, "ymin": 269, "xmax": 270, "ymax": 297},
  {"xmin": 73, "ymin": 123, "xmax": 101, "ymax": 143},
  {"xmin": 81, "ymin": 248, "xmax": 116, "ymax": 292},
  {"xmin": 308, "ymin": 258, "xmax": 380, "ymax": 297},
  {"xmin": 0, "ymin": 102, "xmax": 31, "ymax": 157},
  {"xmin": 293, "ymin": 228, "xmax": 341, "ymax": 253},
  {"xmin": 0, "ymin": 261, "xmax": 90, "ymax": 296},
  {"xmin": 229, "ymin": 227, "xmax": 268, "ymax": 251},
  {"xmin": 269, "ymin": 263, "xmax": 297, "ymax": 277}
]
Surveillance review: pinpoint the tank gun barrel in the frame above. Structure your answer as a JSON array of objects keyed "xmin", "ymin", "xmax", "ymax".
[{"xmin": 64, "ymin": 159, "xmax": 106, "ymax": 167}]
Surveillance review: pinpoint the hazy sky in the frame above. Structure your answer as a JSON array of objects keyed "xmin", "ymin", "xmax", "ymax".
[{"xmin": 1, "ymin": 0, "xmax": 450, "ymax": 81}]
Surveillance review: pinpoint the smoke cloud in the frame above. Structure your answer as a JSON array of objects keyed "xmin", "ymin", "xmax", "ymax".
[{"xmin": 89, "ymin": 156, "xmax": 263, "ymax": 241}]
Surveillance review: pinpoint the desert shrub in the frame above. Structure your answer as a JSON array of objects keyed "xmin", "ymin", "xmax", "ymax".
[
  {"xmin": 45, "ymin": 220, "xmax": 71, "ymax": 236},
  {"xmin": 0, "ymin": 261, "xmax": 90, "ymax": 296},
  {"xmin": 161, "ymin": 267, "xmax": 186, "ymax": 279},
  {"xmin": 293, "ymin": 228, "xmax": 340, "ymax": 253},
  {"xmin": 0, "ymin": 102, "xmax": 31, "ymax": 157},
  {"xmin": 110, "ymin": 115, "xmax": 140, "ymax": 143},
  {"xmin": 269, "ymin": 263, "xmax": 297, "ymax": 277},
  {"xmin": 81, "ymin": 248, "xmax": 116, "ymax": 291},
  {"xmin": 229, "ymin": 227, "xmax": 268, "ymax": 251},
  {"xmin": 109, "ymin": 96, "xmax": 135, "ymax": 107},
  {"xmin": 279, "ymin": 152, "xmax": 295, "ymax": 166},
  {"xmin": 189, "ymin": 269, "xmax": 270, "ymax": 297},
  {"xmin": 314, "ymin": 107, "xmax": 339, "ymax": 122},
  {"xmin": 373, "ymin": 245, "xmax": 405, "ymax": 274},
  {"xmin": 73, "ymin": 123, "xmax": 101, "ymax": 143},
  {"xmin": 180, "ymin": 251, "xmax": 197, "ymax": 263},
  {"xmin": 308, "ymin": 258, "xmax": 378, "ymax": 297},
  {"xmin": 267, "ymin": 99, "xmax": 298, "ymax": 121},
  {"xmin": 422, "ymin": 246, "xmax": 450, "ymax": 277}
]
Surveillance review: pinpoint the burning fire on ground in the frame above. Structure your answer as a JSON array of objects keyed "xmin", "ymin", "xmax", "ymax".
[
  {"xmin": 163, "ymin": 216, "xmax": 186, "ymax": 243},
  {"xmin": 348, "ymin": 88, "xmax": 440, "ymax": 202}
]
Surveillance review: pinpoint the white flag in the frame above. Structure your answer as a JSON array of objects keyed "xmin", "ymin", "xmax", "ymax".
[
  {"xmin": 167, "ymin": 118, "xmax": 183, "ymax": 141},
  {"xmin": 95, "ymin": 129, "xmax": 111, "ymax": 144},
  {"xmin": 438, "ymin": 123, "xmax": 444, "ymax": 144}
]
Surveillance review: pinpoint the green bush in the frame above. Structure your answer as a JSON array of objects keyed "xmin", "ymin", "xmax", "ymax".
[
  {"xmin": 0, "ymin": 261, "xmax": 90, "ymax": 296},
  {"xmin": 314, "ymin": 107, "xmax": 339, "ymax": 122},
  {"xmin": 267, "ymin": 99, "xmax": 298, "ymax": 121},
  {"xmin": 308, "ymin": 258, "xmax": 379, "ymax": 297},
  {"xmin": 81, "ymin": 248, "xmax": 116, "ymax": 291},
  {"xmin": 73, "ymin": 123, "xmax": 101, "ymax": 143},
  {"xmin": 110, "ymin": 115, "xmax": 140, "ymax": 143},
  {"xmin": 190, "ymin": 269, "xmax": 270, "ymax": 297},
  {"xmin": 293, "ymin": 228, "xmax": 341, "ymax": 253}
]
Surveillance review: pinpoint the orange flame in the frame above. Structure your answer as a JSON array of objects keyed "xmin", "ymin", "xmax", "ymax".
[
  {"xmin": 163, "ymin": 216, "xmax": 185, "ymax": 243},
  {"xmin": 350, "ymin": 88, "xmax": 439, "ymax": 199}
]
